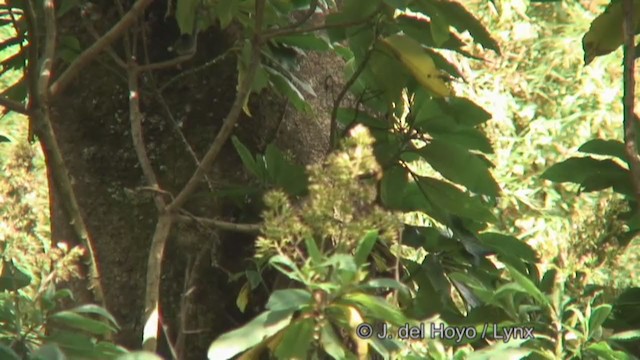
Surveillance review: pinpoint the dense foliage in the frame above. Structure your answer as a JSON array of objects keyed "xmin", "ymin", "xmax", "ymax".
[{"xmin": 0, "ymin": 0, "xmax": 640, "ymax": 359}]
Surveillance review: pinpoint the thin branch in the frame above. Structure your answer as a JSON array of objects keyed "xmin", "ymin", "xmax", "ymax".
[
  {"xmin": 176, "ymin": 213, "xmax": 261, "ymax": 234},
  {"xmin": 166, "ymin": 2, "xmax": 267, "ymax": 213},
  {"xmin": 159, "ymin": 48, "xmax": 234, "ymax": 92},
  {"xmin": 48, "ymin": 0, "xmax": 154, "ymax": 98},
  {"xmin": 0, "ymin": 96, "xmax": 28, "ymax": 115},
  {"xmin": 622, "ymin": 0, "xmax": 640, "ymax": 203},
  {"xmin": 82, "ymin": 17, "xmax": 127, "ymax": 68},
  {"xmin": 142, "ymin": 213, "xmax": 173, "ymax": 352},
  {"xmin": 27, "ymin": 0, "xmax": 106, "ymax": 307},
  {"xmin": 129, "ymin": 65, "xmax": 167, "ymax": 210},
  {"xmin": 329, "ymin": 46, "xmax": 374, "ymax": 150}
]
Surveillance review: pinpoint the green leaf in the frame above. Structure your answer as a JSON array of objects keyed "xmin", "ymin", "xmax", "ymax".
[
  {"xmin": 342, "ymin": 292, "xmax": 408, "ymax": 325},
  {"xmin": 609, "ymin": 329, "xmax": 640, "ymax": 341},
  {"xmin": 266, "ymin": 289, "xmax": 312, "ymax": 311},
  {"xmin": 304, "ymin": 236, "xmax": 323, "ymax": 263},
  {"xmin": 380, "ymin": 165, "xmax": 409, "ymax": 208},
  {"xmin": 264, "ymin": 144, "xmax": 308, "ymax": 196},
  {"xmin": 0, "ymin": 134, "xmax": 10, "ymax": 143},
  {"xmin": 231, "ymin": 136, "xmax": 259, "ymax": 178},
  {"xmin": 0, "ymin": 259, "xmax": 31, "ymax": 291},
  {"xmin": 0, "ymin": 344, "xmax": 20, "ymax": 360},
  {"xmin": 465, "ymin": 340, "xmax": 531, "ymax": 360},
  {"xmin": 320, "ymin": 324, "xmax": 349, "ymax": 359},
  {"xmin": 430, "ymin": 128, "xmax": 493, "ymax": 154},
  {"xmin": 505, "ymin": 265, "xmax": 549, "ymax": 307},
  {"xmin": 418, "ymin": 177, "xmax": 496, "ymax": 223},
  {"xmin": 539, "ymin": 268, "xmax": 557, "ymax": 295},
  {"xmin": 175, "ymin": 0, "xmax": 199, "ymax": 34},
  {"xmin": 585, "ymin": 342, "xmax": 631, "ymax": 360},
  {"xmin": 578, "ymin": 139, "xmax": 627, "ymax": 161},
  {"xmin": 542, "ymin": 157, "xmax": 628, "ymax": 184},
  {"xmin": 479, "ymin": 233, "xmax": 538, "ymax": 262},
  {"xmin": 443, "ymin": 97, "xmax": 493, "ymax": 127},
  {"xmin": 354, "ymin": 230, "xmax": 379, "ymax": 266},
  {"xmin": 207, "ymin": 310, "xmax": 294, "ymax": 360},
  {"xmin": 48, "ymin": 311, "xmax": 117, "ymax": 336},
  {"xmin": 30, "ymin": 344, "xmax": 66, "ymax": 360},
  {"xmin": 57, "ymin": 0, "xmax": 79, "ymax": 18},
  {"xmin": 417, "ymin": 0, "xmax": 500, "ymax": 54},
  {"xmin": 274, "ymin": 318, "xmax": 315, "ymax": 359},
  {"xmin": 588, "ymin": 304, "xmax": 612, "ymax": 339},
  {"xmin": 45, "ymin": 331, "xmax": 97, "ymax": 358},
  {"xmin": 70, "ymin": 304, "xmax": 119, "ymax": 328},
  {"xmin": 336, "ymin": 108, "xmax": 390, "ymax": 129},
  {"xmin": 395, "ymin": 15, "xmax": 478, "ymax": 58},
  {"xmin": 215, "ymin": 0, "xmax": 239, "ymax": 29},
  {"xmin": 361, "ymin": 278, "xmax": 410, "ymax": 292},
  {"xmin": 419, "ymin": 139, "xmax": 499, "ymax": 196},
  {"xmin": 430, "ymin": 14, "xmax": 450, "ymax": 46},
  {"xmin": 266, "ymin": 67, "xmax": 312, "ymax": 113}
]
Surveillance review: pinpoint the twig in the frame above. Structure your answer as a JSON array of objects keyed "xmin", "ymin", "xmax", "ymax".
[
  {"xmin": 166, "ymin": 1, "xmax": 266, "ymax": 213},
  {"xmin": 0, "ymin": 96, "xmax": 28, "ymax": 115},
  {"xmin": 82, "ymin": 18, "xmax": 127, "ymax": 68},
  {"xmin": 176, "ymin": 213, "xmax": 261, "ymax": 234},
  {"xmin": 622, "ymin": 0, "xmax": 640, "ymax": 203},
  {"xmin": 26, "ymin": 0, "xmax": 106, "ymax": 307},
  {"xmin": 48, "ymin": 0, "xmax": 154, "ymax": 98},
  {"xmin": 142, "ymin": 213, "xmax": 173, "ymax": 352},
  {"xmin": 158, "ymin": 48, "xmax": 234, "ymax": 92},
  {"xmin": 329, "ymin": 46, "xmax": 374, "ymax": 150}
]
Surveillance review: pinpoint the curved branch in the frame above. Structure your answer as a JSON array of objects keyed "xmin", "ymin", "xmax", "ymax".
[{"xmin": 48, "ymin": 0, "xmax": 154, "ymax": 98}]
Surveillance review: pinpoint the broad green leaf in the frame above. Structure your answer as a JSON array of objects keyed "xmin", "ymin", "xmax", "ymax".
[
  {"xmin": 505, "ymin": 265, "xmax": 549, "ymax": 307},
  {"xmin": 395, "ymin": 15, "xmax": 478, "ymax": 58},
  {"xmin": 48, "ymin": 311, "xmax": 117, "ymax": 336},
  {"xmin": 215, "ymin": 0, "xmax": 239, "ymax": 29},
  {"xmin": 380, "ymin": 165, "xmax": 409, "ymax": 208},
  {"xmin": 354, "ymin": 230, "xmax": 379, "ymax": 266},
  {"xmin": 430, "ymin": 14, "xmax": 451, "ymax": 46},
  {"xmin": 542, "ymin": 157, "xmax": 628, "ymax": 183},
  {"xmin": 264, "ymin": 144, "xmax": 308, "ymax": 196},
  {"xmin": 579, "ymin": 139, "xmax": 627, "ymax": 161},
  {"xmin": 342, "ymin": 292, "xmax": 408, "ymax": 325},
  {"xmin": 417, "ymin": 0, "xmax": 500, "ymax": 54},
  {"xmin": 0, "ymin": 259, "xmax": 31, "ymax": 291},
  {"xmin": 0, "ymin": 135, "xmax": 10, "ymax": 143},
  {"xmin": 585, "ymin": 342, "xmax": 631, "ymax": 360},
  {"xmin": 423, "ymin": 47, "xmax": 465, "ymax": 79},
  {"xmin": 30, "ymin": 344, "xmax": 65, "ymax": 360},
  {"xmin": 266, "ymin": 67, "xmax": 312, "ymax": 113},
  {"xmin": 207, "ymin": 310, "xmax": 294, "ymax": 360},
  {"xmin": 429, "ymin": 128, "xmax": 493, "ymax": 153},
  {"xmin": 419, "ymin": 139, "xmax": 500, "ymax": 196},
  {"xmin": 304, "ymin": 236, "xmax": 323, "ymax": 263},
  {"xmin": 418, "ymin": 177, "xmax": 496, "ymax": 223},
  {"xmin": 175, "ymin": 0, "xmax": 199, "ymax": 34},
  {"xmin": 231, "ymin": 136, "xmax": 259, "ymax": 178},
  {"xmin": 45, "ymin": 331, "xmax": 97, "ymax": 357},
  {"xmin": 479, "ymin": 233, "xmax": 538, "ymax": 262},
  {"xmin": 274, "ymin": 318, "xmax": 315, "ymax": 359},
  {"xmin": 0, "ymin": 344, "xmax": 19, "ymax": 360},
  {"xmin": 609, "ymin": 329, "xmax": 640, "ymax": 341},
  {"xmin": 588, "ymin": 304, "xmax": 612, "ymax": 339},
  {"xmin": 70, "ymin": 304, "xmax": 119, "ymax": 328},
  {"xmin": 266, "ymin": 289, "xmax": 312, "ymax": 311},
  {"xmin": 442, "ymin": 97, "xmax": 493, "ymax": 127},
  {"xmin": 320, "ymin": 324, "xmax": 350, "ymax": 360},
  {"xmin": 379, "ymin": 34, "xmax": 452, "ymax": 97}
]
